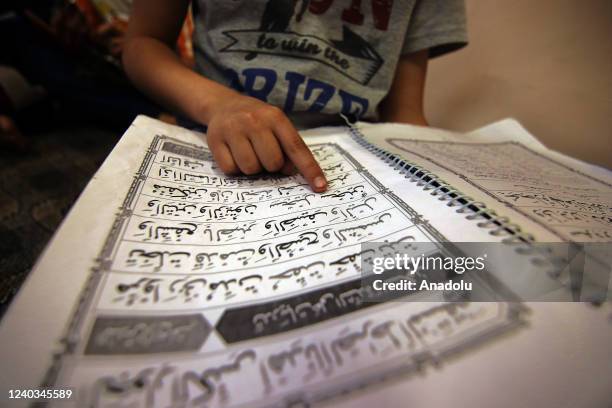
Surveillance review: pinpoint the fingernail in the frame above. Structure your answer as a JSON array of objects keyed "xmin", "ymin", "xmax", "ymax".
[{"xmin": 314, "ymin": 176, "xmax": 327, "ymax": 190}]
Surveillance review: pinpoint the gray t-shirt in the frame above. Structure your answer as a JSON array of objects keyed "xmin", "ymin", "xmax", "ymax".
[{"xmin": 192, "ymin": 0, "xmax": 467, "ymax": 127}]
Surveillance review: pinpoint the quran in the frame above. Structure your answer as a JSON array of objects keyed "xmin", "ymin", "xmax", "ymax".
[{"xmin": 0, "ymin": 116, "xmax": 610, "ymax": 407}]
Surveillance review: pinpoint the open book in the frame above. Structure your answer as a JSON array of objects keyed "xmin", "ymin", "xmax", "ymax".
[{"xmin": 0, "ymin": 116, "xmax": 610, "ymax": 407}]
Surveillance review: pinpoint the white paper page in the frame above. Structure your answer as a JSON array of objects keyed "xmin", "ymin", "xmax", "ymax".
[
  {"xmin": 467, "ymin": 118, "xmax": 612, "ymax": 183},
  {"xmin": 0, "ymin": 117, "xmax": 612, "ymax": 406},
  {"xmin": 359, "ymin": 120, "xmax": 612, "ymax": 243},
  {"xmin": 321, "ymin": 302, "xmax": 612, "ymax": 408},
  {"xmin": 0, "ymin": 116, "xmax": 528, "ymax": 408}
]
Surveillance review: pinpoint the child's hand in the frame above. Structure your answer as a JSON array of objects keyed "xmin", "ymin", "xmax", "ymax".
[
  {"xmin": 205, "ymin": 92, "xmax": 328, "ymax": 192},
  {"xmin": 122, "ymin": 0, "xmax": 326, "ymax": 192}
]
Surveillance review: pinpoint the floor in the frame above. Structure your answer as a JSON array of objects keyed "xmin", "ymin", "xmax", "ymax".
[{"xmin": 0, "ymin": 126, "xmax": 119, "ymax": 318}]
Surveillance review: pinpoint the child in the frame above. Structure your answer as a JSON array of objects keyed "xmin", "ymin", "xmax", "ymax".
[{"xmin": 123, "ymin": 0, "xmax": 467, "ymax": 192}]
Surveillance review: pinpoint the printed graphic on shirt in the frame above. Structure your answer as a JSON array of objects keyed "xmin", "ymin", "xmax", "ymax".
[
  {"xmin": 223, "ymin": 66, "xmax": 372, "ymax": 119},
  {"xmin": 220, "ymin": 0, "xmax": 388, "ymax": 86}
]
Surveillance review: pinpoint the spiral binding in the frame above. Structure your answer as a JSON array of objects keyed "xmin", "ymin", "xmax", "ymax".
[{"xmin": 339, "ymin": 114, "xmax": 536, "ymax": 246}]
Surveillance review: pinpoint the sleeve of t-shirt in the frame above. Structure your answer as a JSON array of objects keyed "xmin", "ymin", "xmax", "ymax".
[{"xmin": 401, "ymin": 0, "xmax": 468, "ymax": 58}]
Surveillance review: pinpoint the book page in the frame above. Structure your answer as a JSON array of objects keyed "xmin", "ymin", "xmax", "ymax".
[
  {"xmin": 0, "ymin": 117, "xmax": 610, "ymax": 408},
  {"xmin": 0, "ymin": 117, "xmax": 525, "ymax": 408},
  {"xmin": 360, "ymin": 120, "xmax": 612, "ymax": 244}
]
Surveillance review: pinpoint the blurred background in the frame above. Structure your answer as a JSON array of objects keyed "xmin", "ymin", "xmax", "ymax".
[
  {"xmin": 0, "ymin": 0, "xmax": 193, "ymax": 317},
  {"xmin": 426, "ymin": 0, "xmax": 612, "ymax": 168},
  {"xmin": 0, "ymin": 0, "xmax": 610, "ymax": 316}
]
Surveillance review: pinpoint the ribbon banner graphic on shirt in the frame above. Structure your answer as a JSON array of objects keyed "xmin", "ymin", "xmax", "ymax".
[{"xmin": 221, "ymin": 27, "xmax": 384, "ymax": 85}]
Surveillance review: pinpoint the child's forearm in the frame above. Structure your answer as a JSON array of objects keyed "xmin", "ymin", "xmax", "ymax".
[
  {"xmin": 122, "ymin": 35, "xmax": 237, "ymax": 125},
  {"xmin": 122, "ymin": 33, "xmax": 327, "ymax": 192},
  {"xmin": 122, "ymin": 0, "xmax": 326, "ymax": 192},
  {"xmin": 379, "ymin": 49, "xmax": 429, "ymax": 126}
]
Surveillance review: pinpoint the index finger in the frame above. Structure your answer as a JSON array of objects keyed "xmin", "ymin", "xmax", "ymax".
[{"xmin": 272, "ymin": 115, "xmax": 327, "ymax": 192}]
